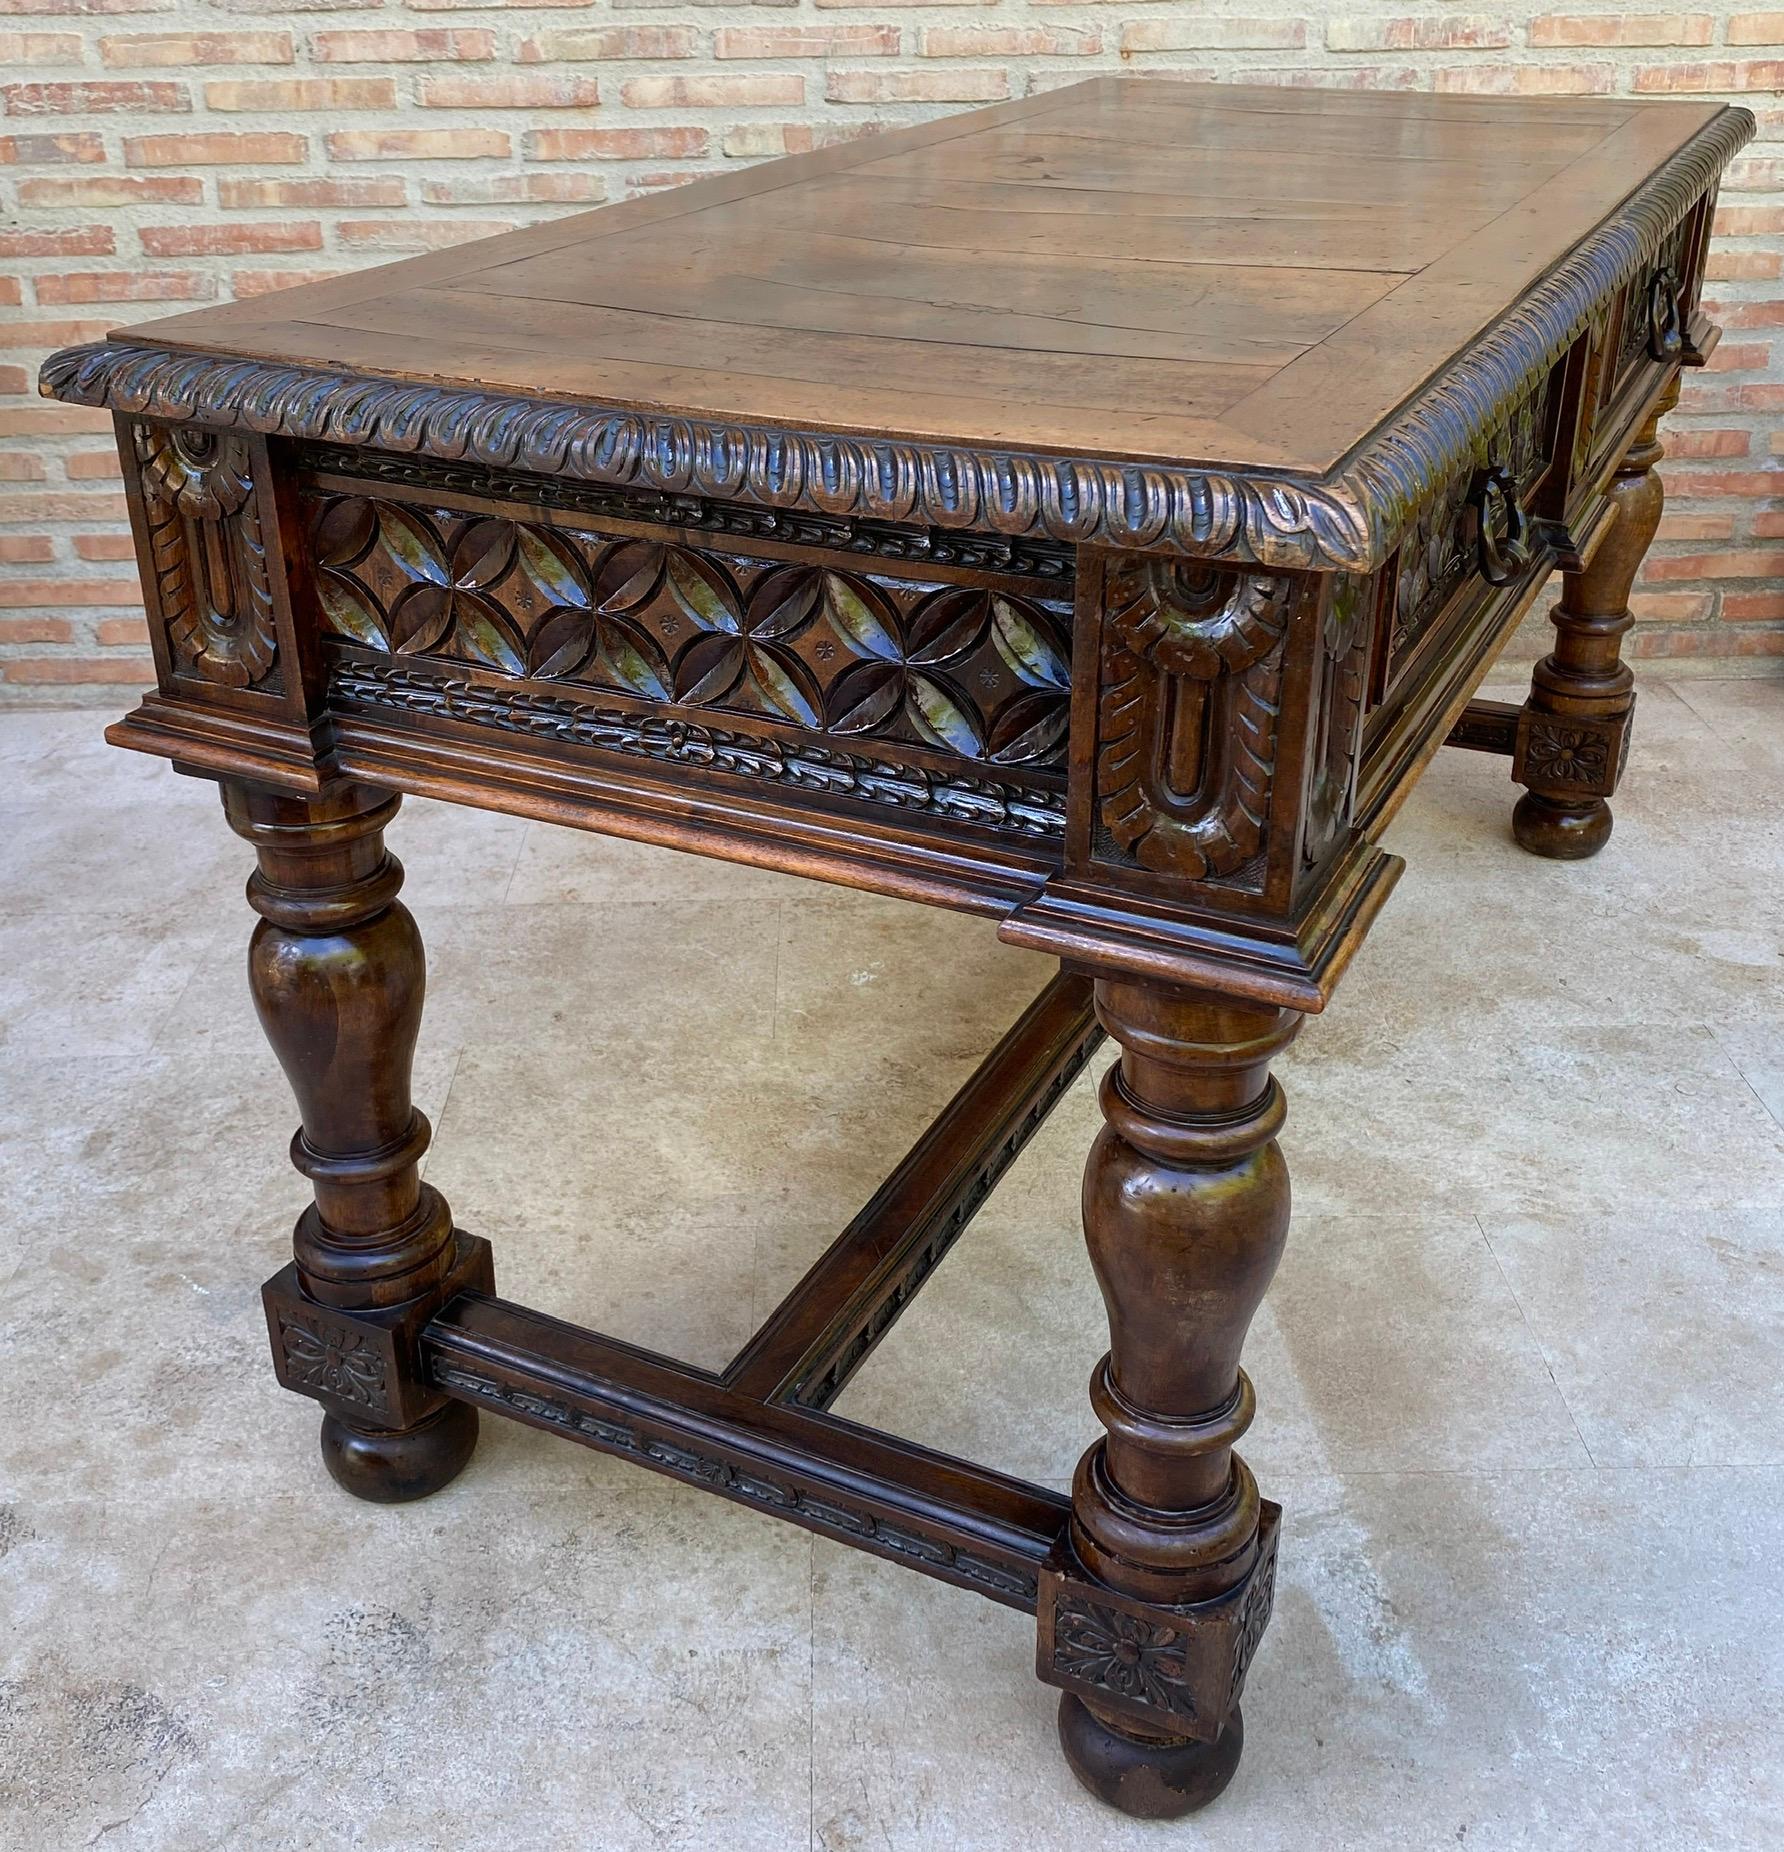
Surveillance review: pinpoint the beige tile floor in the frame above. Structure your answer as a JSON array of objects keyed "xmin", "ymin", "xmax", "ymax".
[{"xmin": 1, "ymin": 679, "xmax": 1781, "ymax": 1851}]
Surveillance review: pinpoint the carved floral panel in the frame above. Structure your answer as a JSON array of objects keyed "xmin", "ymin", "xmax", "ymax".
[{"xmin": 303, "ymin": 493, "xmax": 1074, "ymax": 774}]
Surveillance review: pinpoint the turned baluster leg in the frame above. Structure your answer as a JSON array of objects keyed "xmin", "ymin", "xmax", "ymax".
[
  {"xmin": 1512, "ymin": 378, "xmax": 1677, "ymax": 859},
  {"xmin": 222, "ymin": 779, "xmax": 492, "ymax": 1503},
  {"xmin": 1039, "ymin": 980, "xmax": 1296, "ymax": 1818}
]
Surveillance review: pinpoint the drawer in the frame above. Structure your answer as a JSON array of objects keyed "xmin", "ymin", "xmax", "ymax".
[
  {"xmin": 1372, "ymin": 357, "xmax": 1569, "ymax": 708},
  {"xmin": 1588, "ymin": 197, "xmax": 1712, "ymax": 472}
]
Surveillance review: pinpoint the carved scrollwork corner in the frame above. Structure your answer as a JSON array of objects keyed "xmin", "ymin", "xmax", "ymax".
[
  {"xmin": 132, "ymin": 420, "xmax": 281, "ymax": 692},
  {"xmin": 1095, "ymin": 560, "xmax": 1294, "ymax": 883}
]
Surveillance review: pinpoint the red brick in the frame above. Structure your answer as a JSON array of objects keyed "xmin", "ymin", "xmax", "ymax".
[
  {"xmin": 1656, "ymin": 511, "xmax": 1736, "ymax": 541},
  {"xmin": 418, "ymin": 74, "xmax": 600, "ymax": 108},
  {"xmin": 0, "ymin": 454, "xmax": 47, "ymax": 482},
  {"xmin": 326, "ymin": 127, "xmax": 509, "ymax": 160},
  {"xmin": 1663, "ymin": 431, "xmax": 1752, "ymax": 459},
  {"xmin": 18, "ymin": 174, "xmax": 202, "ymax": 205},
  {"xmin": 922, "ymin": 25, "xmax": 1097, "ymax": 54},
  {"xmin": 522, "ymin": 25, "xmax": 696, "ymax": 60},
  {"xmin": 0, "ymin": 408, "xmax": 110, "ymax": 437},
  {"xmin": 721, "ymin": 120, "xmax": 884, "ymax": 159},
  {"xmin": 312, "ymin": 28, "xmax": 496, "ymax": 61},
  {"xmin": 1715, "ymin": 205, "xmax": 1784, "ymax": 239},
  {"xmin": 0, "ymin": 617, "xmax": 74, "ymax": 643},
  {"xmin": 1726, "ymin": 156, "xmax": 1784, "ymax": 192},
  {"xmin": 826, "ymin": 68, "xmax": 1008, "ymax": 103},
  {"xmin": 1629, "ymin": 590, "xmax": 1715, "ymax": 622},
  {"xmin": 1124, "ymin": 18, "xmax": 1305, "ymax": 51},
  {"xmin": 0, "ymin": 576, "xmax": 142, "ymax": 607},
  {"xmin": 205, "ymin": 77, "xmax": 395, "ymax": 111},
  {"xmin": 3, "ymin": 80, "xmax": 187, "ymax": 113},
  {"xmin": 1716, "ymin": 299, "xmax": 1784, "ymax": 328},
  {"xmin": 0, "ymin": 29, "xmax": 82, "ymax": 59},
  {"xmin": 95, "ymin": 615, "xmax": 149, "ymax": 644},
  {"xmin": 1706, "ymin": 249, "xmax": 1783, "ymax": 281},
  {"xmin": 1634, "ymin": 625, "xmax": 1784, "ymax": 658},
  {"xmin": 1530, "ymin": 13, "xmax": 1714, "ymax": 45},
  {"xmin": 0, "ymin": 318, "xmax": 110, "ymax": 348},
  {"xmin": 64, "ymin": 452, "xmax": 123, "ymax": 480},
  {"xmin": 219, "ymin": 175, "xmax": 405, "ymax": 209},
  {"xmin": 1652, "ymin": 474, "xmax": 1778, "ymax": 503},
  {"xmin": 0, "ymin": 132, "xmax": 105, "ymax": 164},
  {"xmin": 622, "ymin": 73, "xmax": 803, "ymax": 108},
  {"xmin": 0, "ymin": 226, "xmax": 112, "ymax": 257},
  {"xmin": 4, "ymin": 658, "xmax": 155, "ymax": 687},
  {"xmin": 1727, "ymin": 13, "xmax": 1784, "ymax": 43},
  {"xmin": 1644, "ymin": 548, "xmax": 1784, "ymax": 580},
  {"xmin": 1751, "ymin": 515, "xmax": 1784, "ymax": 541},
  {"xmin": 35, "ymin": 270, "xmax": 213, "ymax": 303},
  {"xmin": 1326, "ymin": 16, "xmax": 1508, "ymax": 50},
  {"xmin": 0, "ymin": 364, "xmax": 24, "ymax": 392},
  {"xmin": 0, "ymin": 538, "xmax": 55, "ymax": 565},
  {"xmin": 126, "ymin": 131, "xmax": 306, "ymax": 166},
  {"xmin": 714, "ymin": 24, "xmax": 896, "ymax": 57},
  {"xmin": 419, "ymin": 171, "xmax": 606, "ymax": 205},
  {"xmin": 229, "ymin": 267, "xmax": 349, "ymax": 297},
  {"xmin": 1633, "ymin": 59, "xmax": 1784, "ymax": 90},
  {"xmin": 100, "ymin": 30, "xmax": 291, "ymax": 64},
  {"xmin": 525, "ymin": 126, "xmax": 707, "ymax": 161},
  {"xmin": 338, "ymin": 217, "xmax": 513, "ymax": 251},
  {"xmin": 1723, "ymin": 590, "xmax": 1784, "ymax": 617},
  {"xmin": 139, "ymin": 222, "xmax": 321, "ymax": 256},
  {"xmin": 0, "ymin": 280, "xmax": 16, "ymax": 308},
  {"xmin": 0, "ymin": 0, "xmax": 170, "ymax": 12},
  {"xmin": 1437, "ymin": 64, "xmax": 1612, "ymax": 94},
  {"xmin": 0, "ymin": 492, "xmax": 127, "ymax": 523},
  {"xmin": 73, "ymin": 533, "xmax": 138, "ymax": 561}
]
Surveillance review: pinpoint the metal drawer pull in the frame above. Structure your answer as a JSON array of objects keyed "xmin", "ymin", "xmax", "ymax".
[
  {"xmin": 1647, "ymin": 266, "xmax": 1683, "ymax": 362},
  {"xmin": 1465, "ymin": 464, "xmax": 1529, "ymax": 586}
]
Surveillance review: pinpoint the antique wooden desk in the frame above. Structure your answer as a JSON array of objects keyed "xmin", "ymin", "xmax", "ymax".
[{"xmin": 43, "ymin": 78, "xmax": 1750, "ymax": 1818}]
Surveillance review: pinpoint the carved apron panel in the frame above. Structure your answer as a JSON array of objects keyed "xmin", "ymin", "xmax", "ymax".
[
  {"xmin": 134, "ymin": 420, "xmax": 281, "ymax": 693},
  {"xmin": 1091, "ymin": 559, "xmax": 1293, "ymax": 887},
  {"xmin": 304, "ymin": 489, "xmax": 1074, "ymax": 777}
]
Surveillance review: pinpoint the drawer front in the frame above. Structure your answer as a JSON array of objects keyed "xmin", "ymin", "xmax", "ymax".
[
  {"xmin": 1374, "ymin": 358, "xmax": 1567, "ymax": 708},
  {"xmin": 294, "ymin": 449, "xmax": 1077, "ymax": 846},
  {"xmin": 1589, "ymin": 197, "xmax": 1710, "ymax": 472}
]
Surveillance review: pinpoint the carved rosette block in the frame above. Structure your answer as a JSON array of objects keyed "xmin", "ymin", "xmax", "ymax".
[
  {"xmin": 133, "ymin": 420, "xmax": 281, "ymax": 692},
  {"xmin": 1094, "ymin": 560, "xmax": 1294, "ymax": 883},
  {"xmin": 264, "ymin": 1237, "xmax": 494, "ymax": 1431},
  {"xmin": 1038, "ymin": 1501, "xmax": 1280, "ymax": 1739}
]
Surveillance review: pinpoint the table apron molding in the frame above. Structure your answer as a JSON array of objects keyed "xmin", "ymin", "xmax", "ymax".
[{"xmin": 37, "ymin": 105, "xmax": 1749, "ymax": 578}]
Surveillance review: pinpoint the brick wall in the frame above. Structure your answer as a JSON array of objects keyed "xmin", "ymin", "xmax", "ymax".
[{"xmin": 3, "ymin": 5, "xmax": 1782, "ymax": 700}]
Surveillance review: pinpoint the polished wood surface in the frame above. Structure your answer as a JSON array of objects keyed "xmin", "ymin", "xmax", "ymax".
[
  {"xmin": 39, "ymin": 78, "xmax": 1752, "ymax": 1825},
  {"xmin": 121, "ymin": 79, "xmax": 1721, "ymax": 475}
]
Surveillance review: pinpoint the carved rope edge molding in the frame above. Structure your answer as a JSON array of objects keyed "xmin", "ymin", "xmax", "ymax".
[{"xmin": 39, "ymin": 108, "xmax": 1751, "ymax": 573}]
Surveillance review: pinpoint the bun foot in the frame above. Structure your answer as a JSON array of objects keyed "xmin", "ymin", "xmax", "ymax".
[
  {"xmin": 320, "ymin": 1401, "xmax": 479, "ymax": 1503},
  {"xmin": 1057, "ymin": 1694, "xmax": 1244, "ymax": 1818},
  {"xmin": 1512, "ymin": 790, "xmax": 1613, "ymax": 860}
]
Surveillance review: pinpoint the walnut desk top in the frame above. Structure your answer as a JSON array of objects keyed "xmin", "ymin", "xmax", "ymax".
[{"xmin": 39, "ymin": 79, "xmax": 1752, "ymax": 1817}]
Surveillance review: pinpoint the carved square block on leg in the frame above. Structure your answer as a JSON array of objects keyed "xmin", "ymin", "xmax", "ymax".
[
  {"xmin": 1036, "ymin": 1501, "xmax": 1280, "ymax": 1744},
  {"xmin": 263, "ymin": 1233, "xmax": 494, "ymax": 1431},
  {"xmin": 1513, "ymin": 701, "xmax": 1635, "ymax": 801}
]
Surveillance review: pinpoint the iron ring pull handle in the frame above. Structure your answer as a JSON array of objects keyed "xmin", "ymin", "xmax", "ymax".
[
  {"xmin": 1647, "ymin": 265, "xmax": 1684, "ymax": 363},
  {"xmin": 1465, "ymin": 463, "xmax": 1529, "ymax": 587}
]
